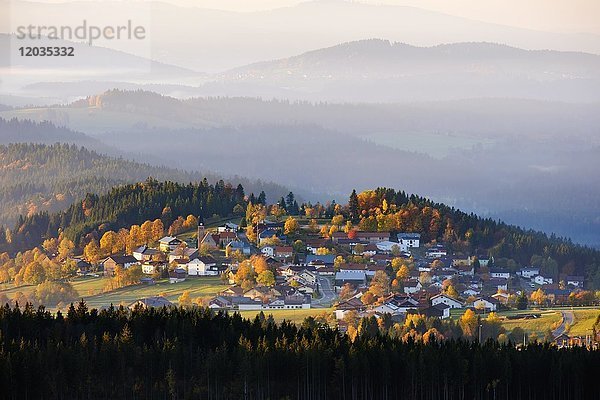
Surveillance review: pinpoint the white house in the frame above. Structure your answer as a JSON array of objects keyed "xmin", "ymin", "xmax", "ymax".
[
  {"xmin": 403, "ymin": 280, "xmax": 422, "ymax": 294},
  {"xmin": 518, "ymin": 267, "xmax": 540, "ymax": 279},
  {"xmin": 431, "ymin": 294, "xmax": 464, "ymax": 309},
  {"xmin": 566, "ymin": 276, "xmax": 584, "ymax": 288},
  {"xmin": 158, "ymin": 236, "xmax": 182, "ymax": 252},
  {"xmin": 489, "ymin": 268, "xmax": 511, "ymax": 279},
  {"xmin": 397, "ymin": 233, "xmax": 421, "ymax": 248},
  {"xmin": 141, "ymin": 261, "xmax": 166, "ymax": 275},
  {"xmin": 533, "ymin": 274, "xmax": 553, "ymax": 285},
  {"xmin": 376, "ymin": 240, "xmax": 408, "ymax": 253},
  {"xmin": 472, "ymin": 297, "xmax": 499, "ymax": 311},
  {"xmin": 186, "ymin": 257, "xmax": 218, "ymax": 276}
]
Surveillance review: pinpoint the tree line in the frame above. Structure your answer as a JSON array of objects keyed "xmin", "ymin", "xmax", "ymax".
[{"xmin": 0, "ymin": 302, "xmax": 597, "ymax": 399}]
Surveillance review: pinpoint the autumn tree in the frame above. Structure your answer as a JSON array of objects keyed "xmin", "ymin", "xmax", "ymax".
[
  {"xmin": 459, "ymin": 309, "xmax": 479, "ymax": 339},
  {"xmin": 284, "ymin": 216, "xmax": 299, "ymax": 235},
  {"xmin": 57, "ymin": 238, "xmax": 75, "ymax": 260},
  {"xmin": 84, "ymin": 240, "xmax": 101, "ymax": 266},
  {"xmin": 257, "ymin": 270, "xmax": 275, "ymax": 287}
]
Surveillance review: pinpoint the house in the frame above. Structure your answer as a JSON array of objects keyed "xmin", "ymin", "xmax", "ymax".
[
  {"xmin": 426, "ymin": 246, "xmax": 448, "ymax": 258},
  {"xmin": 221, "ymin": 286, "xmax": 245, "ymax": 297},
  {"xmin": 169, "ymin": 267, "xmax": 187, "ymax": 283},
  {"xmin": 234, "ymin": 296, "xmax": 264, "ymax": 310},
  {"xmin": 472, "ymin": 296, "xmax": 499, "ymax": 311},
  {"xmin": 376, "ymin": 240, "xmax": 408, "ymax": 254},
  {"xmin": 200, "ymin": 232, "xmax": 220, "ymax": 248},
  {"xmin": 168, "ymin": 247, "xmax": 198, "ymax": 263},
  {"xmin": 226, "ymin": 240, "xmax": 252, "ymax": 256},
  {"xmin": 141, "ymin": 261, "xmax": 167, "ymax": 275},
  {"xmin": 397, "ymin": 233, "xmax": 421, "ymax": 248},
  {"xmin": 374, "ymin": 294, "xmax": 420, "ymax": 315},
  {"xmin": 534, "ymin": 274, "xmax": 553, "ymax": 285},
  {"xmin": 158, "ymin": 236, "xmax": 182, "ymax": 252},
  {"xmin": 488, "ymin": 278, "xmax": 508, "ymax": 292},
  {"xmin": 356, "ymin": 232, "xmax": 391, "ymax": 244},
  {"xmin": 489, "ymin": 268, "xmax": 511, "ymax": 279},
  {"xmin": 274, "ymin": 246, "xmax": 293, "ymax": 260},
  {"xmin": 566, "ymin": 276, "xmax": 584, "ymax": 288},
  {"xmin": 103, "ymin": 255, "xmax": 138, "ymax": 276},
  {"xmin": 420, "ymin": 304, "xmax": 451, "ymax": 319},
  {"xmin": 208, "ymin": 296, "xmax": 234, "ymax": 309},
  {"xmin": 491, "ymin": 292, "xmax": 510, "ymax": 305},
  {"xmin": 305, "ymin": 254, "xmax": 336, "ymax": 266},
  {"xmin": 129, "ymin": 296, "xmax": 173, "ymax": 310},
  {"xmin": 335, "ymin": 297, "xmax": 366, "ymax": 319},
  {"xmin": 297, "ymin": 269, "xmax": 318, "ymax": 286},
  {"xmin": 335, "ymin": 271, "xmax": 367, "ymax": 289},
  {"xmin": 217, "ymin": 231, "xmax": 238, "ymax": 247},
  {"xmin": 186, "ymin": 256, "xmax": 218, "ymax": 276},
  {"xmin": 258, "ymin": 229, "xmax": 280, "ymax": 245},
  {"xmin": 266, "ymin": 295, "xmax": 311, "ymax": 310},
  {"xmin": 431, "ymin": 293, "xmax": 464, "ymax": 309},
  {"xmin": 519, "ymin": 267, "xmax": 540, "ymax": 279},
  {"xmin": 74, "ymin": 259, "xmax": 92, "ymax": 275},
  {"xmin": 331, "ymin": 232, "xmax": 348, "ymax": 244},
  {"xmin": 217, "ymin": 222, "xmax": 239, "ymax": 233},
  {"xmin": 140, "ymin": 277, "xmax": 155, "ymax": 285},
  {"xmin": 403, "ymin": 280, "xmax": 423, "ymax": 294},
  {"xmin": 133, "ymin": 245, "xmax": 160, "ymax": 262}
]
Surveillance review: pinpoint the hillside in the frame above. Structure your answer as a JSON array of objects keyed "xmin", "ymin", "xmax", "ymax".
[
  {"xmin": 214, "ymin": 40, "xmax": 600, "ymax": 102},
  {"xmin": 2, "ymin": 93, "xmax": 599, "ymax": 246},
  {"xmin": 4, "ymin": 178, "xmax": 247, "ymax": 251},
  {"xmin": 0, "ymin": 140, "xmax": 293, "ymax": 229}
]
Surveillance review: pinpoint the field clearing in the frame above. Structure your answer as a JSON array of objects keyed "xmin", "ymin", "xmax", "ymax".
[
  {"xmin": 81, "ymin": 276, "xmax": 227, "ymax": 309},
  {"xmin": 237, "ymin": 308, "xmax": 334, "ymax": 324},
  {"xmin": 500, "ymin": 311, "xmax": 562, "ymax": 336},
  {"xmin": 569, "ymin": 309, "xmax": 600, "ymax": 336}
]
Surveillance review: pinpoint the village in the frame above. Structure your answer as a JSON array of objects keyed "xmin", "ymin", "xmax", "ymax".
[{"xmin": 70, "ymin": 212, "xmax": 597, "ymax": 348}]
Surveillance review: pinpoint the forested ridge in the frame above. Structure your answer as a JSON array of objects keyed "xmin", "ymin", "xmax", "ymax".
[
  {"xmin": 2, "ymin": 178, "xmax": 247, "ymax": 252},
  {"xmin": 0, "ymin": 303, "xmax": 597, "ymax": 399},
  {"xmin": 347, "ymin": 188, "xmax": 600, "ymax": 287}
]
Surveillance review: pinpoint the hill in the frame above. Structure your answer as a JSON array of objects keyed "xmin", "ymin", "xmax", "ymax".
[
  {"xmin": 214, "ymin": 40, "xmax": 600, "ymax": 102},
  {"xmin": 8, "ymin": 1, "xmax": 600, "ymax": 73},
  {"xmin": 0, "ymin": 139, "xmax": 294, "ymax": 229},
  {"xmin": 4, "ymin": 178, "xmax": 247, "ymax": 251}
]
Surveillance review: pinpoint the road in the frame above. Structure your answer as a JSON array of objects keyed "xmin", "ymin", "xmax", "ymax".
[
  {"xmin": 552, "ymin": 310, "xmax": 575, "ymax": 337},
  {"xmin": 313, "ymin": 276, "xmax": 337, "ymax": 308}
]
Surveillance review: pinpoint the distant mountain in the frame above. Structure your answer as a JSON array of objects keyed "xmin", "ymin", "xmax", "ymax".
[
  {"xmin": 211, "ymin": 40, "xmax": 600, "ymax": 102},
  {"xmin": 7, "ymin": 1, "xmax": 600, "ymax": 72}
]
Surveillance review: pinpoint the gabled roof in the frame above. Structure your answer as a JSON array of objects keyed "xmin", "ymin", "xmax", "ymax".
[
  {"xmin": 106, "ymin": 255, "xmax": 138, "ymax": 265},
  {"xmin": 159, "ymin": 236, "xmax": 181, "ymax": 244}
]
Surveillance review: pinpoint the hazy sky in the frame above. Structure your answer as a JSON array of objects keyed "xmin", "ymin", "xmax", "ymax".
[{"xmin": 156, "ymin": 0, "xmax": 600, "ymax": 34}]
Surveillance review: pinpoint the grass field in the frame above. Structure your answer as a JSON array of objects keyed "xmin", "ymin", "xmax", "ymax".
[
  {"xmin": 499, "ymin": 311, "xmax": 562, "ymax": 337},
  {"xmin": 569, "ymin": 309, "xmax": 600, "ymax": 336},
  {"xmin": 81, "ymin": 276, "xmax": 227, "ymax": 309}
]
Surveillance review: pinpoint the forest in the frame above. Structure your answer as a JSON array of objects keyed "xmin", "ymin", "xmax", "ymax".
[
  {"xmin": 1, "ymin": 178, "xmax": 247, "ymax": 252},
  {"xmin": 0, "ymin": 302, "xmax": 597, "ymax": 399}
]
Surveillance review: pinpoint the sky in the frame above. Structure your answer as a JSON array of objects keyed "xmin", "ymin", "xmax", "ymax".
[
  {"xmin": 22, "ymin": 0, "xmax": 600, "ymax": 34},
  {"xmin": 170, "ymin": 0, "xmax": 600, "ymax": 34}
]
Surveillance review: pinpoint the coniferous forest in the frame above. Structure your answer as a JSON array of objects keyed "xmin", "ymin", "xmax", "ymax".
[{"xmin": 0, "ymin": 302, "xmax": 597, "ymax": 400}]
